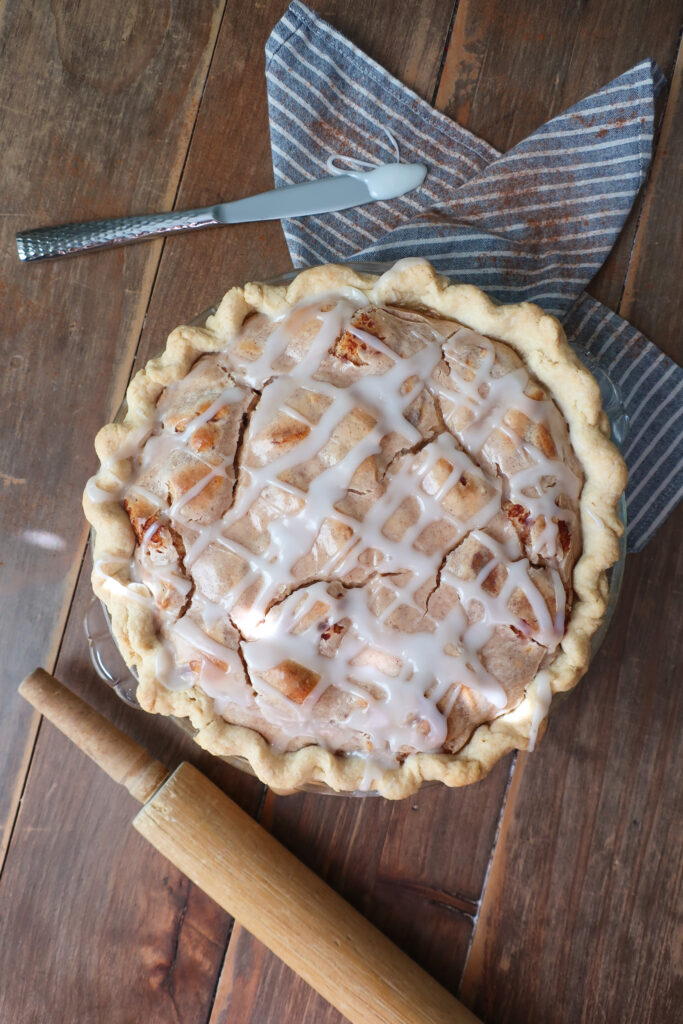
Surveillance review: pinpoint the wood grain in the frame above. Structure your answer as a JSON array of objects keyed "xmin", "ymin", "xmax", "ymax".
[
  {"xmin": 0, "ymin": 0, "xmax": 227, "ymax": 867},
  {"xmin": 0, "ymin": 724, "xmax": 233, "ymax": 1024},
  {"xmin": 0, "ymin": 5, "xmax": 286, "ymax": 1019},
  {"xmin": 620, "ymin": 37, "xmax": 683, "ymax": 354},
  {"xmin": 0, "ymin": 553, "xmax": 265, "ymax": 1024},
  {"xmin": 0, "ymin": 3, "xmax": 265, "ymax": 1020}
]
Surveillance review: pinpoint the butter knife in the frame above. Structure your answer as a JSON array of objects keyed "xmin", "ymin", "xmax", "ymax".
[{"xmin": 16, "ymin": 162, "xmax": 427, "ymax": 262}]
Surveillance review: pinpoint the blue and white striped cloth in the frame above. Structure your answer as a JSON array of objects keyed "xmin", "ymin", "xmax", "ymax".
[{"xmin": 265, "ymin": 1, "xmax": 682, "ymax": 552}]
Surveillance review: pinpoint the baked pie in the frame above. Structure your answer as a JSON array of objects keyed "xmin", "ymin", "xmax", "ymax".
[{"xmin": 84, "ymin": 259, "xmax": 626, "ymax": 798}]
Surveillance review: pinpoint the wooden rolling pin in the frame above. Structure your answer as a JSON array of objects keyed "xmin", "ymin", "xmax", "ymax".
[{"xmin": 20, "ymin": 668, "xmax": 482, "ymax": 1024}]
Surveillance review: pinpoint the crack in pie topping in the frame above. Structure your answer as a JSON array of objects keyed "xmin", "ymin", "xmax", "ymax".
[{"xmin": 88, "ymin": 281, "xmax": 589, "ymax": 775}]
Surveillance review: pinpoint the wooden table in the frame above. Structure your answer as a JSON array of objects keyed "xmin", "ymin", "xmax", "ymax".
[{"xmin": 1, "ymin": 2, "xmax": 681, "ymax": 1021}]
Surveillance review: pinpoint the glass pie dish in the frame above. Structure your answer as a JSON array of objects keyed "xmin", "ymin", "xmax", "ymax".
[{"xmin": 84, "ymin": 263, "xmax": 628, "ymax": 796}]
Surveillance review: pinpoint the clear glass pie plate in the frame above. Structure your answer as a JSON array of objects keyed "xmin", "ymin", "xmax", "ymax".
[{"xmin": 85, "ymin": 262, "xmax": 628, "ymax": 796}]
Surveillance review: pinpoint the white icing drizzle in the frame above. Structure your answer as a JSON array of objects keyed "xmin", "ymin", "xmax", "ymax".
[
  {"xmin": 84, "ymin": 425, "xmax": 152, "ymax": 504},
  {"xmin": 433, "ymin": 328, "xmax": 582, "ymax": 559},
  {"xmin": 528, "ymin": 669, "xmax": 553, "ymax": 751},
  {"xmin": 89, "ymin": 290, "xmax": 581, "ymax": 774},
  {"xmin": 241, "ymin": 579, "xmax": 503, "ymax": 757}
]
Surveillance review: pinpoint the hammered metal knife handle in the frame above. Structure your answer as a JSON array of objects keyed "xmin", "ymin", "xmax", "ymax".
[{"xmin": 16, "ymin": 207, "xmax": 218, "ymax": 261}]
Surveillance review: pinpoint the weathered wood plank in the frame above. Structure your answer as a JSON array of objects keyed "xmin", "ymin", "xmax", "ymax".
[
  {"xmin": 460, "ymin": 511, "xmax": 683, "ymax": 1023},
  {"xmin": 0, "ymin": 724, "xmax": 234, "ymax": 1024},
  {"xmin": 317, "ymin": 0, "xmax": 459, "ymax": 104},
  {"xmin": 434, "ymin": 0, "xmax": 683, "ymax": 311},
  {"xmin": 619, "ymin": 39, "xmax": 682, "ymax": 354},
  {"xmin": 458, "ymin": 41, "xmax": 683, "ymax": 1023},
  {"xmin": 0, "ymin": 0, "xmax": 227, "ymax": 867},
  {"xmin": 0, "ymin": 2, "xmax": 258, "ymax": 1021},
  {"xmin": 211, "ymin": 924, "xmax": 346, "ymax": 1024},
  {"xmin": 0, "ymin": 549, "xmax": 264, "ymax": 1024}
]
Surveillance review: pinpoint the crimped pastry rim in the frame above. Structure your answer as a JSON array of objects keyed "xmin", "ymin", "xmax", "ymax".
[{"xmin": 83, "ymin": 259, "xmax": 627, "ymax": 799}]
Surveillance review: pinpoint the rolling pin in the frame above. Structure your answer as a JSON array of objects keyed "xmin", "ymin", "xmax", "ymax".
[{"xmin": 19, "ymin": 669, "xmax": 482, "ymax": 1024}]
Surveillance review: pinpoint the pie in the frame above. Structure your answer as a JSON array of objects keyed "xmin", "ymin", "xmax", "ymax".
[{"xmin": 83, "ymin": 259, "xmax": 626, "ymax": 798}]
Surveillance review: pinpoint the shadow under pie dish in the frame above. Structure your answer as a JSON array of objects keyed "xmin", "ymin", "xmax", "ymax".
[{"xmin": 83, "ymin": 258, "xmax": 626, "ymax": 799}]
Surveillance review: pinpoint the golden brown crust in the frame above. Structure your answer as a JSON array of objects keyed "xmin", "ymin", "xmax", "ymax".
[{"xmin": 83, "ymin": 259, "xmax": 626, "ymax": 798}]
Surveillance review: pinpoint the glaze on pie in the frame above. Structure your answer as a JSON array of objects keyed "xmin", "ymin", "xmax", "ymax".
[{"xmin": 84, "ymin": 259, "xmax": 626, "ymax": 797}]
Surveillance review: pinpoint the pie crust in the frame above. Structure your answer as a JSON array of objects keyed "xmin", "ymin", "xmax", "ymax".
[{"xmin": 84, "ymin": 259, "xmax": 626, "ymax": 798}]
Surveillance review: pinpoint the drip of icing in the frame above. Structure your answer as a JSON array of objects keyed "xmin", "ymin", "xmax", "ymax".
[
  {"xmin": 89, "ymin": 291, "xmax": 581, "ymax": 773},
  {"xmin": 84, "ymin": 425, "xmax": 152, "ymax": 504},
  {"xmin": 325, "ymin": 127, "xmax": 403, "ymax": 176},
  {"xmin": 528, "ymin": 670, "xmax": 553, "ymax": 751}
]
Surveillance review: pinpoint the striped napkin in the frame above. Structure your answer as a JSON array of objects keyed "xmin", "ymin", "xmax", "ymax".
[{"xmin": 265, "ymin": 1, "xmax": 682, "ymax": 552}]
